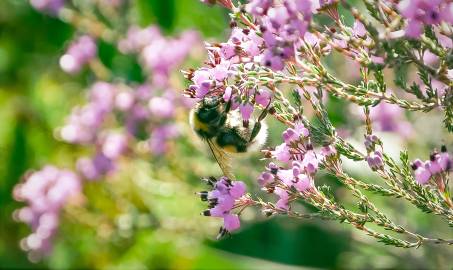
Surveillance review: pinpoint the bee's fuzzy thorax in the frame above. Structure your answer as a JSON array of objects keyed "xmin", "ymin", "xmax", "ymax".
[
  {"xmin": 189, "ymin": 109, "xmax": 208, "ymax": 133},
  {"xmin": 189, "ymin": 103, "xmax": 224, "ymax": 139}
]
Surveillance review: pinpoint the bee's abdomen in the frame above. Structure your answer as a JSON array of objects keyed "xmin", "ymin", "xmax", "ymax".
[{"xmin": 216, "ymin": 129, "xmax": 248, "ymax": 153}]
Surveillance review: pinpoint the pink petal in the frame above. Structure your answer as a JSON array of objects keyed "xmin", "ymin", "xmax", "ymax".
[{"xmin": 223, "ymin": 214, "xmax": 241, "ymax": 232}]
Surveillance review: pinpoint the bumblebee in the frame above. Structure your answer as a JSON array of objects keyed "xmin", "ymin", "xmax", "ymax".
[{"xmin": 190, "ymin": 96, "xmax": 268, "ymax": 179}]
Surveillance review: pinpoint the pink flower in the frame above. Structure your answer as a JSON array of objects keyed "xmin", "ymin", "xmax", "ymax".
[
  {"xmin": 321, "ymin": 145, "xmax": 337, "ymax": 158},
  {"xmin": 441, "ymin": 3, "xmax": 453, "ymax": 24},
  {"xmin": 76, "ymin": 157, "xmax": 100, "ymax": 180},
  {"xmin": 436, "ymin": 31, "xmax": 453, "ymax": 48},
  {"xmin": 60, "ymin": 35, "xmax": 97, "ymax": 74},
  {"xmin": 258, "ymin": 171, "xmax": 274, "ymax": 186},
  {"xmin": 149, "ymin": 124, "xmax": 179, "ymax": 155},
  {"xmin": 301, "ymin": 150, "xmax": 319, "ymax": 174},
  {"xmin": 199, "ymin": 177, "xmax": 247, "ymax": 236},
  {"xmin": 255, "ymin": 89, "xmax": 272, "ymax": 106},
  {"xmin": 13, "ymin": 166, "xmax": 81, "ymax": 256},
  {"xmin": 272, "ymin": 143, "xmax": 291, "ymax": 163},
  {"xmin": 101, "ymin": 132, "xmax": 128, "ymax": 159},
  {"xmin": 239, "ymin": 103, "xmax": 254, "ymax": 121},
  {"xmin": 353, "ymin": 20, "xmax": 367, "ymax": 37},
  {"xmin": 148, "ymin": 97, "xmax": 175, "ymax": 119},
  {"xmin": 304, "ymin": 32, "xmax": 319, "ymax": 46},
  {"xmin": 415, "ymin": 165, "xmax": 431, "ymax": 185},
  {"xmin": 397, "ymin": 0, "xmax": 450, "ymax": 38},
  {"xmin": 411, "ymin": 146, "xmax": 451, "ymax": 185},
  {"xmin": 427, "ymin": 157, "xmax": 442, "ymax": 174},
  {"xmin": 223, "ymin": 214, "xmax": 241, "ymax": 232},
  {"xmin": 282, "ymin": 128, "xmax": 299, "ymax": 145},
  {"xmin": 211, "ymin": 61, "xmax": 230, "ymax": 81},
  {"xmin": 277, "ymin": 169, "xmax": 295, "ymax": 186},
  {"xmin": 223, "ymin": 86, "xmax": 233, "ymax": 102},
  {"xmin": 230, "ymin": 181, "xmax": 247, "ymax": 199},
  {"xmin": 411, "ymin": 159, "xmax": 432, "ymax": 185},
  {"xmin": 405, "ymin": 20, "xmax": 423, "ymax": 38},
  {"xmin": 218, "ymin": 196, "xmax": 235, "ymax": 211},
  {"xmin": 369, "ymin": 102, "xmax": 413, "ymax": 138},
  {"xmin": 398, "ymin": 0, "xmax": 418, "ymax": 18},
  {"xmin": 294, "ymin": 173, "xmax": 311, "ymax": 192},
  {"xmin": 282, "ymin": 123, "xmax": 309, "ymax": 145},
  {"xmin": 262, "ymin": 51, "xmax": 285, "ymax": 71},
  {"xmin": 295, "ymin": 123, "xmax": 310, "ymax": 137},
  {"xmin": 438, "ymin": 146, "xmax": 451, "ymax": 171},
  {"xmin": 274, "ymin": 187, "xmax": 289, "ymax": 210},
  {"xmin": 366, "ymin": 151, "xmax": 384, "ymax": 171},
  {"xmin": 246, "ymin": 0, "xmax": 272, "ymax": 15},
  {"xmin": 370, "ymin": 55, "xmax": 384, "ymax": 65},
  {"xmin": 30, "ymin": 0, "xmax": 65, "ymax": 14},
  {"xmin": 115, "ymin": 91, "xmax": 135, "ymax": 111},
  {"xmin": 220, "ymin": 43, "xmax": 236, "ymax": 59}
]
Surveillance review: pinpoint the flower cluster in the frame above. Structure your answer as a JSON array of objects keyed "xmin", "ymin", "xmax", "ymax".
[
  {"xmin": 397, "ymin": 0, "xmax": 453, "ymax": 38},
  {"xmin": 199, "ymin": 176, "xmax": 247, "ymax": 237},
  {"xmin": 186, "ymin": 27, "xmax": 264, "ymax": 100},
  {"xmin": 191, "ymin": 0, "xmax": 453, "ymax": 249},
  {"xmin": 58, "ymin": 27, "xmax": 199, "ymax": 180},
  {"xmin": 30, "ymin": 0, "xmax": 123, "ymax": 14},
  {"xmin": 189, "ymin": 1, "xmax": 333, "ymax": 125},
  {"xmin": 118, "ymin": 26, "xmax": 199, "ymax": 87},
  {"xmin": 200, "ymin": 0, "xmax": 320, "ymax": 71},
  {"xmin": 363, "ymin": 134, "xmax": 385, "ymax": 171},
  {"xmin": 59, "ymin": 35, "xmax": 97, "ymax": 74},
  {"xmin": 200, "ymin": 0, "xmax": 233, "ymax": 8},
  {"xmin": 13, "ymin": 166, "xmax": 81, "ymax": 257},
  {"xmin": 368, "ymin": 102, "xmax": 413, "ymax": 138},
  {"xmin": 329, "ymin": 19, "xmax": 386, "ymax": 65},
  {"xmin": 59, "ymin": 82, "xmax": 115, "ymax": 144},
  {"xmin": 258, "ymin": 123, "xmax": 336, "ymax": 210},
  {"xmin": 199, "ymin": 0, "xmax": 341, "ymax": 71},
  {"xmin": 15, "ymin": 22, "xmax": 200, "ymax": 258},
  {"xmin": 76, "ymin": 131, "xmax": 128, "ymax": 180},
  {"xmin": 30, "ymin": 0, "xmax": 65, "ymax": 13},
  {"xmin": 63, "ymin": 85, "xmax": 182, "ymax": 180},
  {"xmin": 411, "ymin": 146, "xmax": 451, "ymax": 185},
  {"xmin": 186, "ymin": 39, "xmax": 272, "ymax": 122},
  {"xmin": 246, "ymin": 0, "xmax": 316, "ymax": 70}
]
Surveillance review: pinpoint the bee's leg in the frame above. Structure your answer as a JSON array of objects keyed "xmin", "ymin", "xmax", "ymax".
[
  {"xmin": 249, "ymin": 101, "xmax": 271, "ymax": 142},
  {"xmin": 224, "ymin": 98, "xmax": 232, "ymax": 114},
  {"xmin": 213, "ymin": 99, "xmax": 232, "ymax": 128},
  {"xmin": 249, "ymin": 122, "xmax": 262, "ymax": 142}
]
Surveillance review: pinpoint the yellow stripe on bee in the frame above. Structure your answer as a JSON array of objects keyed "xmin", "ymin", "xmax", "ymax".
[
  {"xmin": 193, "ymin": 114, "xmax": 210, "ymax": 132},
  {"xmin": 223, "ymin": 145, "xmax": 238, "ymax": 153}
]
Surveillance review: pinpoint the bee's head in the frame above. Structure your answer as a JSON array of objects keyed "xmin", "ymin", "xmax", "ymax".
[
  {"xmin": 202, "ymin": 96, "xmax": 222, "ymax": 109},
  {"xmin": 191, "ymin": 96, "xmax": 228, "ymax": 138},
  {"xmin": 197, "ymin": 97, "xmax": 225, "ymax": 123}
]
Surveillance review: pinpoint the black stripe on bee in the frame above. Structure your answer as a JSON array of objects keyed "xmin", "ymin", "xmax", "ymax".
[{"xmin": 216, "ymin": 128, "xmax": 248, "ymax": 153}]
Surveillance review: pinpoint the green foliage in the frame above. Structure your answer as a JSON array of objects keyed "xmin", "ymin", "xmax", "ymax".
[{"xmin": 138, "ymin": 0, "xmax": 175, "ymax": 30}]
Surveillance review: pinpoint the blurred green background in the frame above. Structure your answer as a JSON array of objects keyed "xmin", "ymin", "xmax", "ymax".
[{"xmin": 0, "ymin": 0, "xmax": 451, "ymax": 269}]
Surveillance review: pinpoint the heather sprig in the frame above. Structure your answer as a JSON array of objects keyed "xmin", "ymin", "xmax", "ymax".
[
  {"xmin": 16, "ymin": 0, "xmax": 453, "ymax": 260},
  {"xmin": 191, "ymin": 0, "xmax": 453, "ymax": 248},
  {"xmin": 13, "ymin": 167, "xmax": 82, "ymax": 258},
  {"xmin": 14, "ymin": 0, "xmax": 201, "ymax": 259}
]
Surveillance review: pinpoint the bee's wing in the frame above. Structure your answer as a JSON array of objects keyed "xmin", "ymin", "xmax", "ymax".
[{"xmin": 206, "ymin": 139, "xmax": 235, "ymax": 180}]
